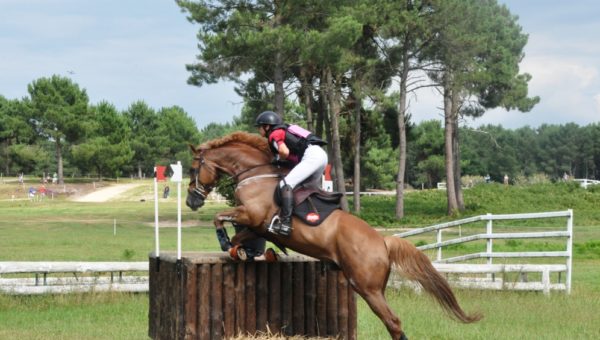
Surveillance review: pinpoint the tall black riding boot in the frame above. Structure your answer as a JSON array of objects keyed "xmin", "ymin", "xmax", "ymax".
[{"xmin": 278, "ymin": 184, "xmax": 294, "ymax": 236}]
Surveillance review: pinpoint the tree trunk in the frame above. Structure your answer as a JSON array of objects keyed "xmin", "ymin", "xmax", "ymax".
[
  {"xmin": 273, "ymin": 2, "xmax": 285, "ymax": 117},
  {"xmin": 274, "ymin": 56, "xmax": 285, "ymax": 116},
  {"xmin": 316, "ymin": 73, "xmax": 326, "ymax": 139},
  {"xmin": 319, "ymin": 70, "xmax": 332, "ymax": 156},
  {"xmin": 301, "ymin": 68, "xmax": 314, "ymax": 131},
  {"xmin": 452, "ymin": 98, "xmax": 465, "ymax": 211},
  {"xmin": 56, "ymin": 138, "xmax": 64, "ymax": 185},
  {"xmin": 326, "ymin": 68, "xmax": 348, "ymax": 211},
  {"xmin": 395, "ymin": 36, "xmax": 411, "ymax": 219},
  {"xmin": 443, "ymin": 83, "xmax": 458, "ymax": 215},
  {"xmin": 353, "ymin": 93, "xmax": 361, "ymax": 213}
]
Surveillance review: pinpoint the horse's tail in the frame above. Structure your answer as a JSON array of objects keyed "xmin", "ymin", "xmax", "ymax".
[{"xmin": 384, "ymin": 236, "xmax": 482, "ymax": 323}]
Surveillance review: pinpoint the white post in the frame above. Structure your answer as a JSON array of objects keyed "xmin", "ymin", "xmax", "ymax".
[
  {"xmin": 436, "ymin": 229, "xmax": 442, "ymax": 261},
  {"xmin": 542, "ymin": 269, "xmax": 551, "ymax": 295},
  {"xmin": 486, "ymin": 213, "xmax": 493, "ymax": 266},
  {"xmin": 177, "ymin": 181, "xmax": 182, "ymax": 260},
  {"xmin": 153, "ymin": 168, "xmax": 160, "ymax": 257},
  {"xmin": 566, "ymin": 209, "xmax": 573, "ymax": 294},
  {"xmin": 486, "ymin": 213, "xmax": 493, "ymax": 281},
  {"xmin": 170, "ymin": 161, "xmax": 183, "ymax": 261}
]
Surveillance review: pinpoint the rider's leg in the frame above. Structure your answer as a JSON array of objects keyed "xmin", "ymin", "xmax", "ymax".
[
  {"xmin": 281, "ymin": 145, "xmax": 328, "ymax": 189},
  {"xmin": 277, "ymin": 184, "xmax": 294, "ymax": 236},
  {"xmin": 270, "ymin": 146, "xmax": 328, "ymax": 236}
]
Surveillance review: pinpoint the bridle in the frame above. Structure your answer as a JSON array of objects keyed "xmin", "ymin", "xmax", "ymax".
[{"xmin": 189, "ymin": 153, "xmax": 214, "ymax": 200}]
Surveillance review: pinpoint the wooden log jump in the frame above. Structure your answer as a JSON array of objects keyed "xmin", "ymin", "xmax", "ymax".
[{"xmin": 148, "ymin": 252, "xmax": 356, "ymax": 339}]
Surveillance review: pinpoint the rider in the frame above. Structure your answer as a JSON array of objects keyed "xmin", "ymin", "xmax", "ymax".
[{"xmin": 255, "ymin": 111, "xmax": 328, "ymax": 236}]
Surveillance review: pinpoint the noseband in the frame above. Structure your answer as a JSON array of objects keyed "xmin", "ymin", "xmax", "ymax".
[{"xmin": 190, "ymin": 154, "xmax": 214, "ymax": 200}]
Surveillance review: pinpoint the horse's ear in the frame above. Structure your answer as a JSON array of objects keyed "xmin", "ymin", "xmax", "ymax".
[{"xmin": 189, "ymin": 144, "xmax": 197, "ymax": 153}]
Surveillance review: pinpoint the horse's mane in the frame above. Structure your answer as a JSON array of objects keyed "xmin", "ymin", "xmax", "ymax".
[{"xmin": 198, "ymin": 131, "xmax": 270, "ymax": 155}]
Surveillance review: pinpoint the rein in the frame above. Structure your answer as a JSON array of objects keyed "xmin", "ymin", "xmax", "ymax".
[
  {"xmin": 235, "ymin": 174, "xmax": 280, "ymax": 191},
  {"xmin": 231, "ymin": 163, "xmax": 274, "ymax": 182},
  {"xmin": 191, "ymin": 152, "xmax": 279, "ymax": 198}
]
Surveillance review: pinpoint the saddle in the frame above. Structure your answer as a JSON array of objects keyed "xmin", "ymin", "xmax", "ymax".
[
  {"xmin": 292, "ymin": 186, "xmax": 343, "ymax": 225},
  {"xmin": 274, "ymin": 178, "xmax": 342, "ymax": 226}
]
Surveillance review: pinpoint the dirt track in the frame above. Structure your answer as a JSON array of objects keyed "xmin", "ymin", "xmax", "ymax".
[{"xmin": 72, "ymin": 183, "xmax": 145, "ymax": 202}]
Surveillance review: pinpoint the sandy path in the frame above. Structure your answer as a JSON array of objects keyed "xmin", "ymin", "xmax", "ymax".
[{"xmin": 72, "ymin": 183, "xmax": 145, "ymax": 202}]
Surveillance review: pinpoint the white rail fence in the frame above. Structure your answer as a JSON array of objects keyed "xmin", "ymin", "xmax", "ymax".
[
  {"xmin": 392, "ymin": 210, "xmax": 573, "ymax": 294},
  {"xmin": 0, "ymin": 262, "xmax": 148, "ymax": 294}
]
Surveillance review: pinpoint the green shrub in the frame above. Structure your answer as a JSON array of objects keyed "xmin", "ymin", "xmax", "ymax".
[{"xmin": 121, "ymin": 249, "xmax": 135, "ymax": 260}]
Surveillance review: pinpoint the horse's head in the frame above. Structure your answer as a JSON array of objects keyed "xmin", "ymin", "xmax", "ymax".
[
  {"xmin": 186, "ymin": 132, "xmax": 274, "ymax": 210},
  {"xmin": 186, "ymin": 144, "xmax": 218, "ymax": 210}
]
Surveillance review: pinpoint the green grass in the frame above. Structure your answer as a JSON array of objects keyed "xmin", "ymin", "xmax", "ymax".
[
  {"xmin": 357, "ymin": 181, "xmax": 600, "ymax": 227},
  {"xmin": 1, "ymin": 180, "xmax": 600, "ymax": 339},
  {"xmin": 0, "ymin": 200, "xmax": 223, "ymax": 261},
  {"xmin": 358, "ymin": 288, "xmax": 600, "ymax": 339},
  {"xmin": 0, "ymin": 293, "xmax": 148, "ymax": 340}
]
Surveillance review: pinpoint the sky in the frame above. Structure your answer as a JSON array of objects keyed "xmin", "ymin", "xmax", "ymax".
[{"xmin": 1, "ymin": 0, "xmax": 599, "ymax": 130}]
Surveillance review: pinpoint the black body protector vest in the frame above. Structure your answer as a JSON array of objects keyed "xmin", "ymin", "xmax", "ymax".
[{"xmin": 267, "ymin": 124, "xmax": 326, "ymax": 159}]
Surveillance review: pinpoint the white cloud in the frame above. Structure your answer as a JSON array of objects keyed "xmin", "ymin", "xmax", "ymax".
[
  {"xmin": 522, "ymin": 56, "xmax": 598, "ymax": 89},
  {"xmin": 594, "ymin": 93, "xmax": 600, "ymax": 113}
]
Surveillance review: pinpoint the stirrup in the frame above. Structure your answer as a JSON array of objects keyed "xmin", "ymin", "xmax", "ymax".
[
  {"xmin": 268, "ymin": 215, "xmax": 281, "ymax": 234},
  {"xmin": 279, "ymin": 221, "xmax": 292, "ymax": 236}
]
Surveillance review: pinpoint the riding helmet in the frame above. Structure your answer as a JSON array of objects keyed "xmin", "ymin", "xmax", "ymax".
[{"xmin": 254, "ymin": 111, "xmax": 283, "ymax": 126}]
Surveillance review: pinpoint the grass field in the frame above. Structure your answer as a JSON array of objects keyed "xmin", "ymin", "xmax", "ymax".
[{"xmin": 1, "ymin": 179, "xmax": 600, "ymax": 339}]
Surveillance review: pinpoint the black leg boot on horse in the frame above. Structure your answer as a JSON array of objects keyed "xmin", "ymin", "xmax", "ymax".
[{"xmin": 269, "ymin": 184, "xmax": 293, "ymax": 236}]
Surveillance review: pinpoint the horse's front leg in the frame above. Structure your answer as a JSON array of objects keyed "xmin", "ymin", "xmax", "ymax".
[{"xmin": 213, "ymin": 206, "xmax": 256, "ymax": 252}]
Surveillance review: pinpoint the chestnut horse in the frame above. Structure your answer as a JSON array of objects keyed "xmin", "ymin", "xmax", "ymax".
[{"xmin": 185, "ymin": 132, "xmax": 481, "ymax": 339}]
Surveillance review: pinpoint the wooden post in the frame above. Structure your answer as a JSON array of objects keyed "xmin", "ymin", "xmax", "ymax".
[
  {"xmin": 304, "ymin": 261, "xmax": 317, "ymax": 336},
  {"xmin": 244, "ymin": 262, "xmax": 256, "ymax": 334},
  {"xmin": 292, "ymin": 261, "xmax": 305, "ymax": 334},
  {"xmin": 197, "ymin": 264, "xmax": 210, "ymax": 340},
  {"xmin": 316, "ymin": 262, "xmax": 328, "ymax": 336}
]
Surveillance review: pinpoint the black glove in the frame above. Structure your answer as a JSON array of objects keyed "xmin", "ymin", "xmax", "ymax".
[{"xmin": 271, "ymin": 154, "xmax": 281, "ymax": 165}]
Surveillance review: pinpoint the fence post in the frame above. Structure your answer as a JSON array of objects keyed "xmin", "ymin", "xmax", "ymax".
[
  {"xmin": 542, "ymin": 269, "xmax": 550, "ymax": 295},
  {"xmin": 486, "ymin": 214, "xmax": 493, "ymax": 265},
  {"xmin": 486, "ymin": 213, "xmax": 494, "ymax": 281},
  {"xmin": 436, "ymin": 229, "xmax": 442, "ymax": 261},
  {"xmin": 566, "ymin": 209, "xmax": 573, "ymax": 294}
]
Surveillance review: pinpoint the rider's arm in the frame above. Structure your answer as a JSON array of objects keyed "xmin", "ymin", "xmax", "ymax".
[
  {"xmin": 277, "ymin": 143, "xmax": 290, "ymax": 160},
  {"xmin": 269, "ymin": 129, "xmax": 290, "ymax": 160}
]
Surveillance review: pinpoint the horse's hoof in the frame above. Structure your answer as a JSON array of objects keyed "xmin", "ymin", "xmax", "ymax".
[
  {"xmin": 400, "ymin": 332, "xmax": 409, "ymax": 340},
  {"xmin": 264, "ymin": 248, "xmax": 278, "ymax": 262},
  {"xmin": 229, "ymin": 245, "xmax": 247, "ymax": 261}
]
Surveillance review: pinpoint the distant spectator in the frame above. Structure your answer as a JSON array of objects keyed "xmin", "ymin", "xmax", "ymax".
[
  {"xmin": 563, "ymin": 172, "xmax": 569, "ymax": 181},
  {"xmin": 38, "ymin": 185, "xmax": 47, "ymax": 200},
  {"xmin": 18, "ymin": 173, "xmax": 23, "ymax": 185},
  {"xmin": 484, "ymin": 174, "xmax": 491, "ymax": 183},
  {"xmin": 28, "ymin": 187, "xmax": 36, "ymax": 201},
  {"xmin": 52, "ymin": 173, "xmax": 58, "ymax": 184},
  {"xmin": 163, "ymin": 185, "xmax": 170, "ymax": 199},
  {"xmin": 503, "ymin": 174, "xmax": 509, "ymax": 185}
]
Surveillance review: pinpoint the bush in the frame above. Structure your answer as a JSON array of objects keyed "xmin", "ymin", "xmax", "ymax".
[
  {"xmin": 513, "ymin": 172, "xmax": 551, "ymax": 186},
  {"xmin": 462, "ymin": 175, "xmax": 485, "ymax": 188}
]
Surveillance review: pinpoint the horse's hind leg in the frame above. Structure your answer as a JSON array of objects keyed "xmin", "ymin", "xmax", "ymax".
[{"xmin": 359, "ymin": 290, "xmax": 406, "ymax": 340}]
